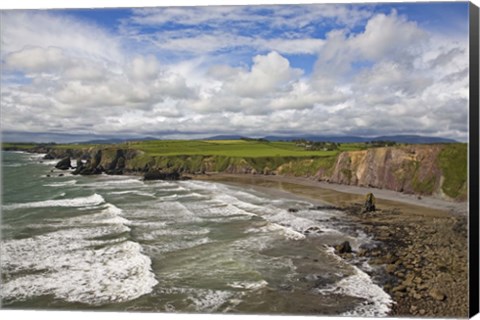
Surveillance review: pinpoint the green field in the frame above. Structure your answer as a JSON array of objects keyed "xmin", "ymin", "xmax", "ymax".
[{"xmin": 122, "ymin": 140, "xmax": 347, "ymax": 157}]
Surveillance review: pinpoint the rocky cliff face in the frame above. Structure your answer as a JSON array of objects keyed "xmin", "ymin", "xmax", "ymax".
[
  {"xmin": 319, "ymin": 145, "xmax": 444, "ymax": 195},
  {"xmin": 315, "ymin": 144, "xmax": 467, "ymax": 201},
  {"xmin": 11, "ymin": 143, "xmax": 465, "ymax": 200}
]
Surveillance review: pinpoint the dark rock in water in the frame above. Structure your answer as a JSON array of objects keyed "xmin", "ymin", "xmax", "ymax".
[
  {"xmin": 304, "ymin": 226, "xmax": 323, "ymax": 234},
  {"xmin": 288, "ymin": 208, "xmax": 299, "ymax": 213},
  {"xmin": 72, "ymin": 158, "xmax": 102, "ymax": 175},
  {"xmin": 144, "ymin": 170, "xmax": 180, "ymax": 181},
  {"xmin": 58, "ymin": 174, "xmax": 64, "ymax": 177},
  {"xmin": 335, "ymin": 241, "xmax": 352, "ymax": 254},
  {"xmin": 46, "ymin": 174, "xmax": 51, "ymax": 177},
  {"xmin": 55, "ymin": 157, "xmax": 71, "ymax": 170},
  {"xmin": 72, "ymin": 161, "xmax": 86, "ymax": 175},
  {"xmin": 309, "ymin": 205, "xmax": 342, "ymax": 211},
  {"xmin": 43, "ymin": 153, "xmax": 55, "ymax": 160}
]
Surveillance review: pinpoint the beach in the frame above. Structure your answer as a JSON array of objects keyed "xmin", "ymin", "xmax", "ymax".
[
  {"xmin": 198, "ymin": 173, "xmax": 469, "ymax": 318},
  {"xmin": 1, "ymin": 152, "xmax": 469, "ymax": 317}
]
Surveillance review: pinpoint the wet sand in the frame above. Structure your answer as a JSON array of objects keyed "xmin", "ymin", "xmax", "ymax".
[{"xmin": 195, "ymin": 173, "xmax": 469, "ymax": 318}]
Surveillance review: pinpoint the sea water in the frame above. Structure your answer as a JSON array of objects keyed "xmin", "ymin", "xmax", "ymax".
[{"xmin": 0, "ymin": 151, "xmax": 392, "ymax": 315}]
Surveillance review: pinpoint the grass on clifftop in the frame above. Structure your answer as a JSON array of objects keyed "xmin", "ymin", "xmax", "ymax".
[
  {"xmin": 438, "ymin": 143, "xmax": 468, "ymax": 200},
  {"xmin": 123, "ymin": 140, "xmax": 348, "ymax": 158}
]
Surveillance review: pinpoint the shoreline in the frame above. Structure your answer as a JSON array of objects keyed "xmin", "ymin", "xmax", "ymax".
[
  {"xmin": 193, "ymin": 173, "xmax": 467, "ymax": 216},
  {"xmin": 195, "ymin": 173, "xmax": 469, "ymax": 318},
  {"xmin": 5, "ymin": 152, "xmax": 469, "ymax": 317}
]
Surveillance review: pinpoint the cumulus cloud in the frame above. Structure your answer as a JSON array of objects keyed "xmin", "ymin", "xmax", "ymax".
[{"xmin": 0, "ymin": 5, "xmax": 470, "ymax": 142}]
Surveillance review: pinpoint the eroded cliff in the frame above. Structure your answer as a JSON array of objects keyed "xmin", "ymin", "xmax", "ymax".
[{"xmin": 5, "ymin": 143, "xmax": 466, "ymax": 201}]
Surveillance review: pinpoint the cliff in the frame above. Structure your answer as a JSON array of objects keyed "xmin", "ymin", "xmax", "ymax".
[
  {"xmin": 315, "ymin": 144, "xmax": 467, "ymax": 200},
  {"xmin": 3, "ymin": 143, "xmax": 467, "ymax": 201}
]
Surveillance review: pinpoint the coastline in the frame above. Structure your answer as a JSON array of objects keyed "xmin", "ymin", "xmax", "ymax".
[
  {"xmin": 194, "ymin": 173, "xmax": 467, "ymax": 216},
  {"xmin": 3, "ymin": 151, "xmax": 469, "ymax": 317},
  {"xmin": 196, "ymin": 173, "xmax": 469, "ymax": 318}
]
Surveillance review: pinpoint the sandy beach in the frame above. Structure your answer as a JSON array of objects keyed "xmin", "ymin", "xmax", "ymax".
[{"xmin": 197, "ymin": 173, "xmax": 469, "ymax": 318}]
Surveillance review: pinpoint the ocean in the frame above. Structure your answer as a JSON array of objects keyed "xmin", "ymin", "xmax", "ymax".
[{"xmin": 1, "ymin": 151, "xmax": 392, "ymax": 316}]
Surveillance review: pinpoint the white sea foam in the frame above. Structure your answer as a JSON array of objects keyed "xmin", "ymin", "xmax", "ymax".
[
  {"xmin": 245, "ymin": 222, "xmax": 305, "ymax": 240},
  {"xmin": 228, "ymin": 280, "xmax": 268, "ymax": 290},
  {"xmin": 1, "ymin": 199, "xmax": 157, "ymax": 306},
  {"xmin": 108, "ymin": 190, "xmax": 156, "ymax": 198},
  {"xmin": 179, "ymin": 180, "xmax": 221, "ymax": 191},
  {"xmin": 139, "ymin": 227, "xmax": 210, "ymax": 240},
  {"xmin": 1, "ymin": 240, "xmax": 158, "ymax": 305},
  {"xmin": 3, "ymin": 163, "xmax": 25, "ymax": 167},
  {"xmin": 213, "ymin": 193, "xmax": 272, "ymax": 215},
  {"xmin": 44, "ymin": 180, "xmax": 78, "ymax": 187},
  {"xmin": 317, "ymin": 248, "xmax": 393, "ymax": 317},
  {"xmin": 80, "ymin": 178, "xmax": 143, "ymax": 189},
  {"xmin": 185, "ymin": 201, "xmax": 257, "ymax": 219},
  {"xmin": 41, "ymin": 160, "xmax": 59, "ymax": 166},
  {"xmin": 3, "ymin": 194, "xmax": 105, "ymax": 210},
  {"xmin": 188, "ymin": 289, "xmax": 234, "ymax": 312}
]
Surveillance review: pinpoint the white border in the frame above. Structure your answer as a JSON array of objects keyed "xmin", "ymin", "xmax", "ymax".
[
  {"xmin": 0, "ymin": 0, "xmax": 478, "ymax": 10},
  {"xmin": 0, "ymin": 1, "xmax": 478, "ymax": 320}
]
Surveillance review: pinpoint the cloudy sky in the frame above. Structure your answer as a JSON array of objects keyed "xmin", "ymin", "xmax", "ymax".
[{"xmin": 0, "ymin": 2, "xmax": 470, "ymax": 142}]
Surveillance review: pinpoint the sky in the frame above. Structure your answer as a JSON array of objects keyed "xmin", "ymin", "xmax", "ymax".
[{"xmin": 0, "ymin": 1, "xmax": 471, "ymax": 142}]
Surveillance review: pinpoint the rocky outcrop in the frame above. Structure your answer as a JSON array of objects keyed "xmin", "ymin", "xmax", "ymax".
[
  {"xmin": 144, "ymin": 170, "xmax": 180, "ymax": 181},
  {"xmin": 4, "ymin": 143, "xmax": 466, "ymax": 200},
  {"xmin": 334, "ymin": 241, "xmax": 352, "ymax": 254},
  {"xmin": 316, "ymin": 145, "xmax": 450, "ymax": 198},
  {"xmin": 55, "ymin": 157, "xmax": 72, "ymax": 170}
]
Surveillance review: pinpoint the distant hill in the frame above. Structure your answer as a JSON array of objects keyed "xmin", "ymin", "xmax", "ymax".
[
  {"xmin": 260, "ymin": 135, "xmax": 457, "ymax": 144},
  {"xmin": 81, "ymin": 136, "xmax": 159, "ymax": 144},
  {"xmin": 370, "ymin": 135, "xmax": 457, "ymax": 144},
  {"xmin": 204, "ymin": 135, "xmax": 248, "ymax": 140}
]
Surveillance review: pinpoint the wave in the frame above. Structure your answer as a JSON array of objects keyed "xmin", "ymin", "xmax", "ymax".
[
  {"xmin": 3, "ymin": 163, "xmax": 26, "ymax": 167},
  {"xmin": 80, "ymin": 178, "xmax": 144, "ymax": 189},
  {"xmin": 44, "ymin": 180, "xmax": 78, "ymax": 187},
  {"xmin": 228, "ymin": 280, "xmax": 268, "ymax": 290},
  {"xmin": 246, "ymin": 222, "xmax": 306, "ymax": 240},
  {"xmin": 138, "ymin": 227, "xmax": 210, "ymax": 241},
  {"xmin": 1, "ymin": 238, "xmax": 158, "ymax": 305},
  {"xmin": 143, "ymin": 237, "xmax": 211, "ymax": 255},
  {"xmin": 317, "ymin": 247, "xmax": 393, "ymax": 317},
  {"xmin": 108, "ymin": 190, "xmax": 156, "ymax": 198},
  {"xmin": 3, "ymin": 194, "xmax": 105, "ymax": 210},
  {"xmin": 1, "ymin": 197, "xmax": 156, "ymax": 305}
]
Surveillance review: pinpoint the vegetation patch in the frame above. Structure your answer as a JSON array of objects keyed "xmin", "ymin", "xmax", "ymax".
[{"xmin": 438, "ymin": 143, "xmax": 467, "ymax": 199}]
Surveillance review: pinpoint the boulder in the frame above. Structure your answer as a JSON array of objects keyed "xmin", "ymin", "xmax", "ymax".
[
  {"xmin": 385, "ymin": 264, "xmax": 397, "ymax": 274},
  {"xmin": 144, "ymin": 170, "xmax": 180, "ymax": 181},
  {"xmin": 72, "ymin": 160, "xmax": 86, "ymax": 175},
  {"xmin": 55, "ymin": 157, "xmax": 71, "ymax": 170},
  {"xmin": 304, "ymin": 226, "xmax": 323, "ymax": 234},
  {"xmin": 429, "ymin": 288, "xmax": 446, "ymax": 301},
  {"xmin": 335, "ymin": 241, "xmax": 352, "ymax": 254},
  {"xmin": 43, "ymin": 153, "xmax": 55, "ymax": 160}
]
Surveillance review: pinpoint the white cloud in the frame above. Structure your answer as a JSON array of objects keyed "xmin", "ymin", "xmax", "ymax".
[
  {"xmin": 0, "ymin": 6, "xmax": 470, "ymax": 142},
  {"xmin": 1, "ymin": 11, "xmax": 123, "ymax": 63},
  {"xmin": 5, "ymin": 47, "xmax": 71, "ymax": 73},
  {"xmin": 351, "ymin": 11, "xmax": 427, "ymax": 61},
  {"xmin": 226, "ymin": 51, "xmax": 303, "ymax": 97}
]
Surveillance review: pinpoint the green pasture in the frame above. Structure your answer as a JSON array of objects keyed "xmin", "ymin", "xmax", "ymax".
[{"xmin": 123, "ymin": 140, "xmax": 346, "ymax": 158}]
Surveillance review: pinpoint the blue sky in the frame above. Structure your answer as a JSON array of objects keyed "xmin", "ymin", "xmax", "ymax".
[{"xmin": 0, "ymin": 2, "xmax": 471, "ymax": 142}]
